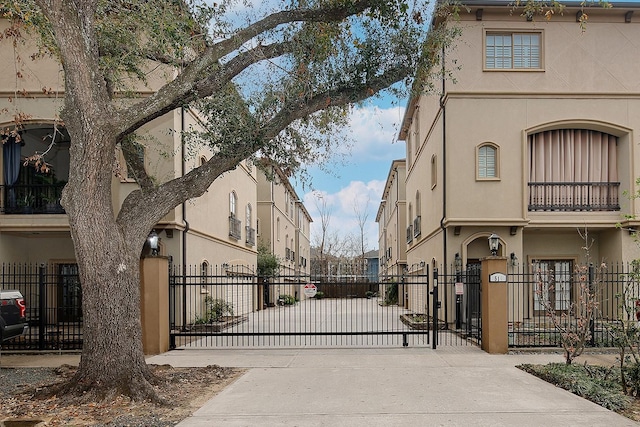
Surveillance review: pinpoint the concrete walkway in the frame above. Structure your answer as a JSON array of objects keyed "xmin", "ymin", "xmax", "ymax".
[
  {"xmin": 147, "ymin": 347, "xmax": 635, "ymax": 426},
  {"xmin": 2, "ymin": 347, "xmax": 636, "ymax": 426}
]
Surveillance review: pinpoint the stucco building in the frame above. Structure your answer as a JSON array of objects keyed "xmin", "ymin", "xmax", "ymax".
[
  {"xmin": 257, "ymin": 164, "xmax": 312, "ymax": 304},
  {"xmin": 393, "ymin": 1, "xmax": 640, "ymax": 318}
]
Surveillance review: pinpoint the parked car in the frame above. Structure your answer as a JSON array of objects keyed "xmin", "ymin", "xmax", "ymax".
[{"xmin": 0, "ymin": 290, "xmax": 28, "ymax": 341}]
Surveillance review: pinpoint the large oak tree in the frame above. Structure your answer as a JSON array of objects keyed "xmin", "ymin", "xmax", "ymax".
[{"xmin": 2, "ymin": 0, "xmax": 448, "ymax": 400}]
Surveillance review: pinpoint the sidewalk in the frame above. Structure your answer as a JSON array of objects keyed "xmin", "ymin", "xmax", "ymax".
[
  {"xmin": 147, "ymin": 347, "xmax": 635, "ymax": 426},
  {"xmin": 1, "ymin": 347, "xmax": 635, "ymax": 426}
]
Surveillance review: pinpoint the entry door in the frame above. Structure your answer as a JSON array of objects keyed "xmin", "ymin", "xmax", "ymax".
[{"xmin": 533, "ymin": 260, "xmax": 572, "ymax": 312}]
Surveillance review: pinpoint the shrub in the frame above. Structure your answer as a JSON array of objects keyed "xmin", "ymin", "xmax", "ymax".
[
  {"xmin": 203, "ymin": 296, "xmax": 234, "ymax": 322},
  {"xmin": 279, "ymin": 294, "xmax": 296, "ymax": 305},
  {"xmin": 384, "ymin": 282, "xmax": 398, "ymax": 305},
  {"xmin": 314, "ymin": 291, "xmax": 324, "ymax": 299}
]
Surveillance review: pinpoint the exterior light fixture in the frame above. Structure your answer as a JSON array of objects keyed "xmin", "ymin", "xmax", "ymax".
[
  {"xmin": 510, "ymin": 252, "xmax": 518, "ymax": 267},
  {"xmin": 488, "ymin": 233, "xmax": 500, "ymax": 256},
  {"xmin": 148, "ymin": 230, "xmax": 159, "ymax": 256},
  {"xmin": 454, "ymin": 253, "xmax": 462, "ymax": 272}
]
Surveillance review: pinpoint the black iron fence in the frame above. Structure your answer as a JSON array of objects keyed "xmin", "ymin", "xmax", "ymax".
[
  {"xmin": 0, "ymin": 263, "xmax": 82, "ymax": 351},
  {"xmin": 508, "ymin": 262, "xmax": 638, "ymax": 348},
  {"xmin": 169, "ymin": 265, "xmax": 433, "ymax": 348},
  {"xmin": 5, "ymin": 259, "xmax": 634, "ymax": 352}
]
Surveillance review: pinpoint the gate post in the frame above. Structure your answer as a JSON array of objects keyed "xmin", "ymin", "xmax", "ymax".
[
  {"xmin": 38, "ymin": 264, "xmax": 46, "ymax": 351},
  {"xmin": 140, "ymin": 256, "xmax": 170, "ymax": 355},
  {"xmin": 480, "ymin": 256, "xmax": 508, "ymax": 354}
]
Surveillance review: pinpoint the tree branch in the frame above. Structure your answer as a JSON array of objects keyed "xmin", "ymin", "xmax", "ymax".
[
  {"xmin": 260, "ymin": 63, "xmax": 413, "ymax": 141},
  {"xmin": 114, "ymin": 0, "xmax": 379, "ymax": 139}
]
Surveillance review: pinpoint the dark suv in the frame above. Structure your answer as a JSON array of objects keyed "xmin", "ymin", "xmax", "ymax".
[{"xmin": 1, "ymin": 290, "xmax": 28, "ymax": 342}]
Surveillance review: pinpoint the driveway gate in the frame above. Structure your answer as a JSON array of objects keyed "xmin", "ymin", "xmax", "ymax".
[{"xmin": 169, "ymin": 264, "xmax": 481, "ymax": 349}]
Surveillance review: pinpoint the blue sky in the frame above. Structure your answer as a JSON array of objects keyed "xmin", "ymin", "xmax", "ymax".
[{"xmin": 294, "ymin": 100, "xmax": 407, "ymax": 253}]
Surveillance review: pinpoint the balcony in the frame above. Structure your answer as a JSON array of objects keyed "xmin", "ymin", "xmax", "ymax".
[
  {"xmin": 528, "ymin": 182, "xmax": 620, "ymax": 212},
  {"xmin": 245, "ymin": 226, "xmax": 256, "ymax": 246},
  {"xmin": 413, "ymin": 216, "xmax": 421, "ymax": 238},
  {"xmin": 406, "ymin": 225, "xmax": 413, "ymax": 244},
  {"xmin": 1, "ymin": 184, "xmax": 66, "ymax": 214},
  {"xmin": 229, "ymin": 215, "xmax": 242, "ymax": 240}
]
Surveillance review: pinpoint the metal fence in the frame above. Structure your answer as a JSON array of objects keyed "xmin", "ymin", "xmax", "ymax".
[
  {"xmin": 0, "ymin": 263, "xmax": 82, "ymax": 351},
  {"xmin": 429, "ymin": 265, "xmax": 482, "ymax": 347},
  {"xmin": 169, "ymin": 265, "xmax": 438, "ymax": 348},
  {"xmin": 508, "ymin": 261, "xmax": 638, "ymax": 348}
]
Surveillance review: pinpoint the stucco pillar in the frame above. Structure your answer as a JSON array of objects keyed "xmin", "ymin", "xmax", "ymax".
[
  {"xmin": 140, "ymin": 256, "xmax": 169, "ymax": 355},
  {"xmin": 481, "ymin": 256, "xmax": 508, "ymax": 354}
]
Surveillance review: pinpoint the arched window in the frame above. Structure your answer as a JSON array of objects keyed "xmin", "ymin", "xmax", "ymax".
[
  {"xmin": 229, "ymin": 191, "xmax": 237, "ymax": 217},
  {"xmin": 477, "ymin": 143, "xmax": 499, "ymax": 179},
  {"xmin": 200, "ymin": 260, "xmax": 209, "ymax": 285}
]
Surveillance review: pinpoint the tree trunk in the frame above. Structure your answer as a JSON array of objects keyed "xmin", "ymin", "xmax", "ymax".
[{"xmin": 60, "ymin": 174, "xmax": 157, "ymax": 400}]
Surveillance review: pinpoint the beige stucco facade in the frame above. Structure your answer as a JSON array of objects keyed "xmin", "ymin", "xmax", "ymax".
[
  {"xmin": 397, "ymin": 2, "xmax": 640, "ymax": 319},
  {"xmin": 376, "ymin": 159, "xmax": 407, "ymax": 277},
  {"xmin": 257, "ymin": 165, "xmax": 312, "ymax": 304}
]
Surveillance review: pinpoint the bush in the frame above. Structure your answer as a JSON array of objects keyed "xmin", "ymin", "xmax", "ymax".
[
  {"xmin": 384, "ymin": 283, "xmax": 398, "ymax": 305},
  {"xmin": 314, "ymin": 291, "xmax": 324, "ymax": 299},
  {"xmin": 279, "ymin": 294, "xmax": 296, "ymax": 305},
  {"xmin": 202, "ymin": 297, "xmax": 234, "ymax": 322}
]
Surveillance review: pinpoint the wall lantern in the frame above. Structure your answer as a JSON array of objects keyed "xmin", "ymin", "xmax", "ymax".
[
  {"xmin": 454, "ymin": 253, "xmax": 462, "ymax": 272},
  {"xmin": 510, "ymin": 252, "xmax": 519, "ymax": 267},
  {"xmin": 488, "ymin": 233, "xmax": 500, "ymax": 256},
  {"xmin": 148, "ymin": 230, "xmax": 159, "ymax": 256}
]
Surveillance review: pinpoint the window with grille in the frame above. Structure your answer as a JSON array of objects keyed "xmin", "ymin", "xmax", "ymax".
[{"xmin": 485, "ymin": 32, "xmax": 541, "ymax": 70}]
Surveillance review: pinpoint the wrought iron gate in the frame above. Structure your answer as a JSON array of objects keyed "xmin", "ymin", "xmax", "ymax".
[
  {"xmin": 169, "ymin": 265, "xmax": 436, "ymax": 348},
  {"xmin": 429, "ymin": 265, "xmax": 482, "ymax": 349}
]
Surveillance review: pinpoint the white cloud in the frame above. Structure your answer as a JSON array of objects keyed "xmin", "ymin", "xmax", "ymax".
[
  {"xmin": 296, "ymin": 102, "xmax": 409, "ymax": 254},
  {"xmin": 304, "ymin": 179, "xmax": 385, "ymax": 252},
  {"xmin": 336, "ymin": 105, "xmax": 406, "ymax": 161}
]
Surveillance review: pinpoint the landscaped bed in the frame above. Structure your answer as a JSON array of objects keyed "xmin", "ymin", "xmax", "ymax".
[{"xmin": 518, "ymin": 362, "xmax": 640, "ymax": 422}]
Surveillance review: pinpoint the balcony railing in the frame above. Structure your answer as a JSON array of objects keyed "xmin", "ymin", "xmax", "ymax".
[
  {"xmin": 245, "ymin": 226, "xmax": 255, "ymax": 246},
  {"xmin": 406, "ymin": 225, "xmax": 413, "ymax": 244},
  {"xmin": 229, "ymin": 215, "xmax": 242, "ymax": 240},
  {"xmin": 528, "ymin": 182, "xmax": 620, "ymax": 212},
  {"xmin": 1, "ymin": 184, "xmax": 66, "ymax": 214},
  {"xmin": 413, "ymin": 216, "xmax": 421, "ymax": 238}
]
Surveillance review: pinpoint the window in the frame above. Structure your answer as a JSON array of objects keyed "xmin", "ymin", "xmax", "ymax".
[
  {"xmin": 246, "ymin": 204, "xmax": 252, "ymax": 228},
  {"xmin": 485, "ymin": 32, "xmax": 541, "ymax": 70},
  {"xmin": 201, "ymin": 261, "xmax": 209, "ymax": 285},
  {"xmin": 229, "ymin": 191, "xmax": 237, "ymax": 217},
  {"xmin": 533, "ymin": 260, "xmax": 572, "ymax": 312},
  {"xmin": 477, "ymin": 143, "xmax": 499, "ymax": 179},
  {"xmin": 528, "ymin": 129, "xmax": 619, "ymax": 211}
]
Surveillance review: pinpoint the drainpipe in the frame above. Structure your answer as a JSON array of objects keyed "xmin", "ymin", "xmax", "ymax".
[
  {"xmin": 439, "ymin": 44, "xmax": 449, "ymax": 325},
  {"xmin": 181, "ymin": 107, "xmax": 190, "ymax": 330},
  {"xmin": 394, "ymin": 167, "xmax": 399, "ymax": 276}
]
